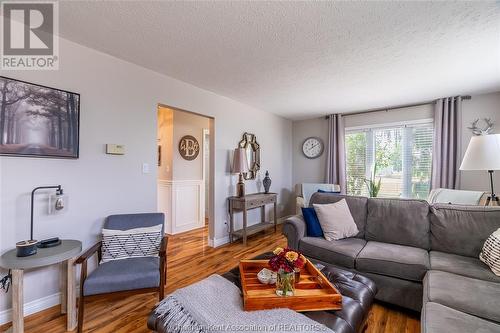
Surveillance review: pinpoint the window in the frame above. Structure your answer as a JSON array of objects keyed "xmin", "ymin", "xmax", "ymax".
[{"xmin": 345, "ymin": 121, "xmax": 433, "ymax": 199}]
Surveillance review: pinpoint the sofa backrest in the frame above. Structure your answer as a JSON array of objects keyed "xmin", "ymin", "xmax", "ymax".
[
  {"xmin": 309, "ymin": 192, "xmax": 367, "ymax": 238},
  {"xmin": 430, "ymin": 204, "xmax": 500, "ymax": 258},
  {"xmin": 366, "ymin": 198, "xmax": 430, "ymax": 249},
  {"xmin": 296, "ymin": 183, "xmax": 341, "ymax": 207}
]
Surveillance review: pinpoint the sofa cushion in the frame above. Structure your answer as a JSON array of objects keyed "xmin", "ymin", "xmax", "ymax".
[
  {"xmin": 356, "ymin": 241, "xmax": 429, "ymax": 281},
  {"xmin": 366, "ymin": 198, "xmax": 430, "ymax": 249},
  {"xmin": 430, "ymin": 251, "xmax": 500, "ymax": 283},
  {"xmin": 84, "ymin": 257, "xmax": 160, "ymax": 296},
  {"xmin": 313, "ymin": 199, "xmax": 359, "ymax": 241},
  {"xmin": 299, "ymin": 237, "xmax": 366, "ymax": 269},
  {"xmin": 430, "ymin": 204, "xmax": 500, "ymax": 258},
  {"xmin": 301, "ymin": 207, "xmax": 323, "ymax": 237},
  {"xmin": 309, "ymin": 193, "xmax": 368, "ymax": 238},
  {"xmin": 422, "ymin": 302, "xmax": 500, "ymax": 333},
  {"xmin": 423, "ymin": 270, "xmax": 500, "ymax": 323}
]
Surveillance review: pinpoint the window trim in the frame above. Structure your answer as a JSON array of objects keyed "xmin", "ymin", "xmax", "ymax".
[
  {"xmin": 344, "ymin": 119, "xmax": 434, "ymax": 199},
  {"xmin": 345, "ymin": 118, "xmax": 433, "ymax": 132}
]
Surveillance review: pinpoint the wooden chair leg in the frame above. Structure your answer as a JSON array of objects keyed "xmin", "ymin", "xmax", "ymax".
[
  {"xmin": 159, "ymin": 286, "xmax": 164, "ymax": 301},
  {"xmin": 77, "ymin": 294, "xmax": 85, "ymax": 333},
  {"xmin": 159, "ymin": 265, "xmax": 165, "ymax": 301}
]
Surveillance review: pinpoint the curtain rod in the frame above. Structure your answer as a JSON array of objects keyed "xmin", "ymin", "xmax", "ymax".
[{"xmin": 324, "ymin": 95, "xmax": 471, "ymax": 119}]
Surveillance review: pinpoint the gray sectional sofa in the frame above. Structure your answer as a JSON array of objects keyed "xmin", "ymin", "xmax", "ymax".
[{"xmin": 283, "ymin": 192, "xmax": 500, "ymax": 333}]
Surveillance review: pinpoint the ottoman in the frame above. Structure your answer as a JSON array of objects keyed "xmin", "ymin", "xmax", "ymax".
[{"xmin": 148, "ymin": 253, "xmax": 377, "ymax": 333}]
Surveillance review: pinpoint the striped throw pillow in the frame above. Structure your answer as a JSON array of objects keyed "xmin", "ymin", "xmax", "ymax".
[
  {"xmin": 479, "ymin": 228, "xmax": 500, "ymax": 276},
  {"xmin": 101, "ymin": 224, "xmax": 163, "ymax": 263}
]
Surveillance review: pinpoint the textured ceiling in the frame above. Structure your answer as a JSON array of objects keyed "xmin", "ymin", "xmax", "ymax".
[{"xmin": 57, "ymin": 1, "xmax": 500, "ymax": 120}]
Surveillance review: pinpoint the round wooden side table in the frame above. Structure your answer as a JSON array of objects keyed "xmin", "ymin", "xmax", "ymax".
[{"xmin": 0, "ymin": 240, "xmax": 82, "ymax": 333}]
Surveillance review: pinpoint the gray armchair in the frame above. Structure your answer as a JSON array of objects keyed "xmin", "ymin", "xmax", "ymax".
[{"xmin": 75, "ymin": 213, "xmax": 167, "ymax": 333}]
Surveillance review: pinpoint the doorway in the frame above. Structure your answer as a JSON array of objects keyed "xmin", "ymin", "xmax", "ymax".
[{"xmin": 156, "ymin": 105, "xmax": 215, "ymax": 241}]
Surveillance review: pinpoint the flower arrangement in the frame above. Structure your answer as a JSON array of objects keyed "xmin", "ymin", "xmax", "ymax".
[
  {"xmin": 269, "ymin": 247, "xmax": 307, "ymax": 296},
  {"xmin": 269, "ymin": 247, "xmax": 306, "ymax": 273}
]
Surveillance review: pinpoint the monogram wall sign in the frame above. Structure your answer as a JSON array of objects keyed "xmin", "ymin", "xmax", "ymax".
[{"xmin": 179, "ymin": 135, "xmax": 200, "ymax": 160}]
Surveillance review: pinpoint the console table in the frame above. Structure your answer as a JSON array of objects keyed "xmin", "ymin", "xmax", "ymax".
[
  {"xmin": 228, "ymin": 193, "xmax": 277, "ymax": 245},
  {"xmin": 0, "ymin": 240, "xmax": 82, "ymax": 333}
]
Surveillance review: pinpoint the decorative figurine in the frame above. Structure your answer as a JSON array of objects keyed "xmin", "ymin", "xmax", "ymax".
[{"xmin": 263, "ymin": 170, "xmax": 272, "ymax": 194}]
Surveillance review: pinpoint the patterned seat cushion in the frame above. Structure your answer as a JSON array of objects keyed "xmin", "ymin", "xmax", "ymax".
[{"xmin": 101, "ymin": 224, "xmax": 162, "ymax": 262}]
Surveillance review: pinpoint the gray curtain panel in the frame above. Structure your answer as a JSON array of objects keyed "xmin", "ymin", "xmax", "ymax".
[
  {"xmin": 326, "ymin": 114, "xmax": 347, "ymax": 193},
  {"xmin": 431, "ymin": 97, "xmax": 462, "ymax": 189}
]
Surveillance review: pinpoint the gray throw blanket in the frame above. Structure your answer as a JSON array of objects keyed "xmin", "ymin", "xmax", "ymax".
[{"xmin": 154, "ymin": 274, "xmax": 334, "ymax": 333}]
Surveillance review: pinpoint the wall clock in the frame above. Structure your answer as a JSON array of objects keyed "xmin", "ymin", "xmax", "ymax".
[
  {"xmin": 179, "ymin": 135, "xmax": 200, "ymax": 160},
  {"xmin": 302, "ymin": 137, "xmax": 324, "ymax": 159}
]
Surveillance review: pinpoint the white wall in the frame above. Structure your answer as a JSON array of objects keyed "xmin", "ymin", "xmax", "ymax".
[
  {"xmin": 0, "ymin": 37, "xmax": 293, "ymax": 316},
  {"xmin": 460, "ymin": 91, "xmax": 500, "ymax": 191},
  {"xmin": 292, "ymin": 117, "xmax": 328, "ymax": 185}
]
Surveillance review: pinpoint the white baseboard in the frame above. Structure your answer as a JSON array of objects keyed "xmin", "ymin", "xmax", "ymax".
[
  {"xmin": 208, "ymin": 215, "xmax": 292, "ymax": 248},
  {"xmin": 0, "ymin": 286, "xmax": 82, "ymax": 326},
  {"xmin": 0, "ymin": 292, "xmax": 61, "ymax": 325},
  {"xmin": 208, "ymin": 235, "xmax": 230, "ymax": 248}
]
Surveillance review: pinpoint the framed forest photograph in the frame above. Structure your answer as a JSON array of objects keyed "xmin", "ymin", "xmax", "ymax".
[{"xmin": 0, "ymin": 76, "xmax": 80, "ymax": 158}]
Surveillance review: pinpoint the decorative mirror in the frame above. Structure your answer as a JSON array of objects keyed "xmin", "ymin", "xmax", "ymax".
[{"xmin": 238, "ymin": 132, "xmax": 260, "ymax": 180}]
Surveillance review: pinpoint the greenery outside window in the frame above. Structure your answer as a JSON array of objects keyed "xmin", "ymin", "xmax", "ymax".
[{"xmin": 345, "ymin": 120, "xmax": 433, "ymax": 199}]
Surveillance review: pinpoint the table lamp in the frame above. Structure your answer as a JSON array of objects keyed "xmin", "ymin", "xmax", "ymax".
[
  {"xmin": 460, "ymin": 134, "xmax": 500, "ymax": 206},
  {"xmin": 232, "ymin": 148, "xmax": 249, "ymax": 197},
  {"xmin": 16, "ymin": 185, "xmax": 65, "ymax": 257}
]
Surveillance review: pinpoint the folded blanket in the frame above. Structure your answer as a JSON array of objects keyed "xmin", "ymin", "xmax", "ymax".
[{"xmin": 154, "ymin": 274, "xmax": 334, "ymax": 333}]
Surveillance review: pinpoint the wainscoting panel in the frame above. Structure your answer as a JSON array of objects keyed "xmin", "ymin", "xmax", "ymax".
[{"xmin": 158, "ymin": 180, "xmax": 205, "ymax": 234}]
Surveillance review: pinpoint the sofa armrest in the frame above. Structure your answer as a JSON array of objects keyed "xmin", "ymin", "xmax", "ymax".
[
  {"xmin": 282, "ymin": 215, "xmax": 307, "ymax": 250},
  {"xmin": 296, "ymin": 196, "xmax": 306, "ymax": 215}
]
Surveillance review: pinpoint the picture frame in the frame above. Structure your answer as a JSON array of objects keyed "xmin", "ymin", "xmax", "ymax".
[{"xmin": 0, "ymin": 76, "xmax": 80, "ymax": 159}]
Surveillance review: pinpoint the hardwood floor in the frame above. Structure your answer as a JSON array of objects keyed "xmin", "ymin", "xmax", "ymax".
[{"xmin": 0, "ymin": 225, "xmax": 420, "ymax": 333}]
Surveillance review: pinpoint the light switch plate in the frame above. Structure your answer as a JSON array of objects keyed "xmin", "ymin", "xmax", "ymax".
[
  {"xmin": 106, "ymin": 144, "xmax": 125, "ymax": 155},
  {"xmin": 142, "ymin": 163, "xmax": 150, "ymax": 174}
]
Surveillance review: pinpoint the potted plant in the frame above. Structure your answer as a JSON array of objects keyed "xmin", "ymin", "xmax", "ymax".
[
  {"xmin": 364, "ymin": 164, "xmax": 382, "ymax": 198},
  {"xmin": 269, "ymin": 247, "xmax": 306, "ymax": 296}
]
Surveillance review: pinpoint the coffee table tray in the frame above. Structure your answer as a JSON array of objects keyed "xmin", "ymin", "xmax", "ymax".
[{"xmin": 239, "ymin": 259, "xmax": 342, "ymax": 312}]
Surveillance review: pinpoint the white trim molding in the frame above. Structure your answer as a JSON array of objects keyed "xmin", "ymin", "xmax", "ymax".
[
  {"xmin": 158, "ymin": 179, "xmax": 205, "ymax": 234},
  {"xmin": 207, "ymin": 215, "xmax": 293, "ymax": 248},
  {"xmin": 0, "ymin": 292, "xmax": 60, "ymax": 325},
  {"xmin": 345, "ymin": 118, "xmax": 433, "ymax": 132}
]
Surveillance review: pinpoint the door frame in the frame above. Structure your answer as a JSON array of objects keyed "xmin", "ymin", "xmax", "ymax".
[{"xmin": 156, "ymin": 103, "xmax": 216, "ymax": 245}]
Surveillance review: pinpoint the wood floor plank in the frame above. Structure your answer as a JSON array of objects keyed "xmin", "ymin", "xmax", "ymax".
[{"xmin": 0, "ymin": 225, "xmax": 420, "ymax": 333}]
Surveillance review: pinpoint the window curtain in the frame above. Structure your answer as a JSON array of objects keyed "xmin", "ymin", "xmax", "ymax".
[
  {"xmin": 431, "ymin": 97, "xmax": 462, "ymax": 189},
  {"xmin": 326, "ymin": 114, "xmax": 347, "ymax": 194}
]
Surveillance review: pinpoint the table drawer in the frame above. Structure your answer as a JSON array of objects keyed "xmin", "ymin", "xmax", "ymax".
[{"xmin": 245, "ymin": 197, "xmax": 276, "ymax": 208}]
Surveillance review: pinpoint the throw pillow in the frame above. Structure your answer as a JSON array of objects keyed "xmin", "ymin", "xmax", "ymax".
[
  {"xmin": 479, "ymin": 228, "xmax": 500, "ymax": 276},
  {"xmin": 313, "ymin": 199, "xmax": 359, "ymax": 241},
  {"xmin": 301, "ymin": 207, "xmax": 324, "ymax": 237},
  {"xmin": 101, "ymin": 224, "xmax": 163, "ymax": 263}
]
